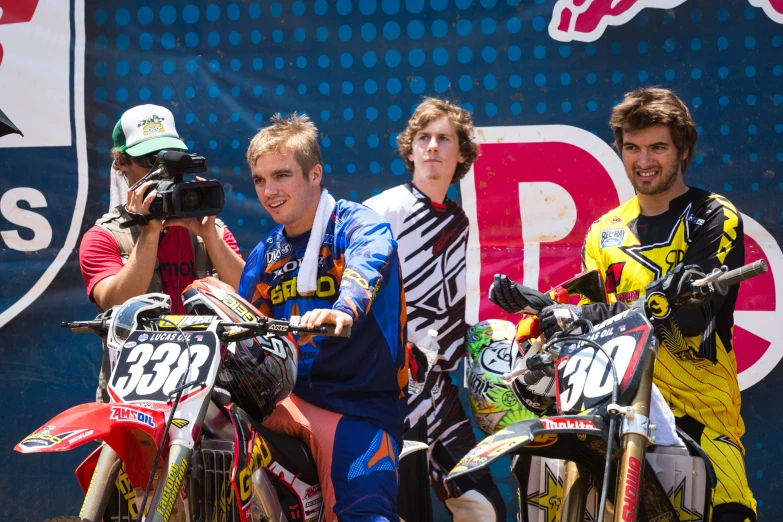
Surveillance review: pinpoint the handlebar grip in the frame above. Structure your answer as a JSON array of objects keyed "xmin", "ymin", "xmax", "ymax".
[
  {"xmin": 61, "ymin": 320, "xmax": 108, "ymax": 334},
  {"xmin": 318, "ymin": 323, "xmax": 351, "ymax": 338},
  {"xmin": 714, "ymin": 260, "xmax": 768, "ymax": 294}
]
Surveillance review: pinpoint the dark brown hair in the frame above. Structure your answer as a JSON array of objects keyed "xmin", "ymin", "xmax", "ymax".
[
  {"xmin": 396, "ymin": 97, "xmax": 479, "ymax": 184},
  {"xmin": 609, "ymin": 88, "xmax": 698, "ymax": 173}
]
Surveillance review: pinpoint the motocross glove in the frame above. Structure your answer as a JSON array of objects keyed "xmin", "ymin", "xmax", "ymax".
[
  {"xmin": 488, "ymin": 274, "xmax": 556, "ymax": 315},
  {"xmin": 539, "ymin": 304, "xmax": 585, "ymax": 340}
]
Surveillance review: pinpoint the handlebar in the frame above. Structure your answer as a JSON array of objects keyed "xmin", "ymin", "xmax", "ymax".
[
  {"xmin": 220, "ymin": 316, "xmax": 352, "ymax": 342},
  {"xmin": 60, "ymin": 320, "xmax": 110, "ymax": 334},
  {"xmin": 712, "ymin": 259, "xmax": 768, "ymax": 295}
]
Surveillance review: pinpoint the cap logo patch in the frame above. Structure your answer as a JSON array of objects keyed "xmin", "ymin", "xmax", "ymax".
[{"xmin": 139, "ymin": 115, "xmax": 166, "ymax": 136}]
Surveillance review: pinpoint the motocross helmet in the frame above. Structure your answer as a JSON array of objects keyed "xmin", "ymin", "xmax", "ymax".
[
  {"xmin": 509, "ymin": 337, "xmax": 556, "ymax": 416},
  {"xmin": 106, "ymin": 293, "xmax": 172, "ymax": 369},
  {"xmin": 465, "ymin": 320, "xmax": 538, "ymax": 434},
  {"xmin": 183, "ymin": 278, "xmax": 297, "ymax": 422}
]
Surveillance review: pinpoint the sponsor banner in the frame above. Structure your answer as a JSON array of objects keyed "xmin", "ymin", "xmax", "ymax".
[{"xmin": 462, "ymin": 125, "xmax": 783, "ymax": 390}]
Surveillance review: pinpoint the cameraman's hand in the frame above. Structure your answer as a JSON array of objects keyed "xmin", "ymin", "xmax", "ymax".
[
  {"xmin": 126, "ymin": 181, "xmax": 163, "ymax": 234},
  {"xmin": 164, "ymin": 215, "xmax": 218, "ymax": 240},
  {"xmin": 162, "ymin": 178, "xmax": 219, "ymax": 240}
]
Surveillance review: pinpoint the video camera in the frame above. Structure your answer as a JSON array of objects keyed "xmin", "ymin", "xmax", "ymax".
[{"xmin": 121, "ymin": 151, "xmax": 225, "ymax": 228}]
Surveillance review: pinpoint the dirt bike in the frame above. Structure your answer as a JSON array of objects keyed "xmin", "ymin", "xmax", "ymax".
[
  {"xmin": 16, "ymin": 277, "xmax": 425, "ymax": 522},
  {"xmin": 448, "ymin": 260, "xmax": 768, "ymax": 522}
]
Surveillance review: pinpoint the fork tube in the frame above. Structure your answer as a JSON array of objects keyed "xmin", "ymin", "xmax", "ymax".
[
  {"xmin": 144, "ymin": 444, "xmax": 194, "ymax": 522},
  {"xmin": 559, "ymin": 461, "xmax": 589, "ymax": 522},
  {"xmin": 613, "ymin": 352, "xmax": 655, "ymax": 522},
  {"xmin": 79, "ymin": 445, "xmax": 122, "ymax": 522}
]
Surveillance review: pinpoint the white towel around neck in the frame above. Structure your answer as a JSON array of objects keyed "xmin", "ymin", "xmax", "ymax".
[{"xmin": 297, "ymin": 189, "xmax": 336, "ymax": 295}]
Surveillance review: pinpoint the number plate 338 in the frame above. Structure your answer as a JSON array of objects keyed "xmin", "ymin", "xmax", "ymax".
[{"xmin": 109, "ymin": 331, "xmax": 219, "ymax": 403}]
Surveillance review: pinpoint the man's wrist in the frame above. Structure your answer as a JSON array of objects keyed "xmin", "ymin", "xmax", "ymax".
[{"xmin": 139, "ymin": 221, "xmax": 163, "ymax": 237}]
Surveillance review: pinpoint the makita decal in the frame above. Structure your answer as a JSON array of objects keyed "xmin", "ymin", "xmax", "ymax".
[
  {"xmin": 110, "ymin": 407, "xmax": 155, "ymax": 429},
  {"xmin": 540, "ymin": 418, "xmax": 597, "ymax": 431}
]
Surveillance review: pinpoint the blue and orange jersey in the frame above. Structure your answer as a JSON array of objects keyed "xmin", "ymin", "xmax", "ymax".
[{"xmin": 238, "ymin": 200, "xmax": 407, "ymax": 440}]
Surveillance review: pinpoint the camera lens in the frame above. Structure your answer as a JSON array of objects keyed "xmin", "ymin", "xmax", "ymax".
[{"xmin": 182, "ymin": 189, "xmax": 204, "ymax": 210}]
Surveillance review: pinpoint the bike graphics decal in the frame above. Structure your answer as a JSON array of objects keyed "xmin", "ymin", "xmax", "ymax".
[
  {"xmin": 621, "ymin": 456, "xmax": 643, "ymax": 521},
  {"xmin": 527, "ymin": 463, "xmax": 564, "ymax": 522},
  {"xmin": 109, "ymin": 331, "xmax": 218, "ymax": 403},
  {"xmin": 540, "ymin": 418, "xmax": 598, "ymax": 431},
  {"xmin": 18, "ymin": 426, "xmax": 85, "ymax": 450},
  {"xmin": 156, "ymin": 458, "xmax": 188, "ymax": 521},
  {"xmin": 115, "ymin": 464, "xmax": 139, "ymax": 519},
  {"xmin": 526, "ymin": 433, "xmax": 559, "ymax": 449},
  {"xmin": 109, "ymin": 406, "xmax": 156, "ymax": 429}
]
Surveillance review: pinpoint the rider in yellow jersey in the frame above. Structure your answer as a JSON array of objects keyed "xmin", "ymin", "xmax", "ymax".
[{"xmin": 491, "ymin": 88, "xmax": 755, "ymax": 522}]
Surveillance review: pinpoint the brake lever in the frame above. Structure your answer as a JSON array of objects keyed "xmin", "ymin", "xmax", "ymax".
[{"xmin": 691, "ymin": 265, "xmax": 727, "ymax": 287}]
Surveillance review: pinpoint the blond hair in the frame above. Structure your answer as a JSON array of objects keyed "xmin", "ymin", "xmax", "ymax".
[
  {"xmin": 246, "ymin": 112, "xmax": 322, "ymax": 177},
  {"xmin": 609, "ymin": 88, "xmax": 698, "ymax": 173},
  {"xmin": 396, "ymin": 98, "xmax": 479, "ymax": 184}
]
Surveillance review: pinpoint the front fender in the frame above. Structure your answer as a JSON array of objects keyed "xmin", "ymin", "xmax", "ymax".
[
  {"xmin": 15, "ymin": 402, "xmax": 168, "ymax": 490},
  {"xmin": 447, "ymin": 415, "xmax": 605, "ymax": 481}
]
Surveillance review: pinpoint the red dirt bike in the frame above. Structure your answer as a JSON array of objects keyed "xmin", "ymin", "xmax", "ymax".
[
  {"xmin": 449, "ymin": 260, "xmax": 767, "ymax": 522},
  {"xmin": 16, "ymin": 278, "xmax": 424, "ymax": 522}
]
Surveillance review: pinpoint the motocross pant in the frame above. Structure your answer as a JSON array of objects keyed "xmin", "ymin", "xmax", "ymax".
[
  {"xmin": 677, "ymin": 414, "xmax": 757, "ymax": 521},
  {"xmin": 263, "ymin": 393, "xmax": 400, "ymax": 522},
  {"xmin": 404, "ymin": 370, "xmax": 506, "ymax": 522}
]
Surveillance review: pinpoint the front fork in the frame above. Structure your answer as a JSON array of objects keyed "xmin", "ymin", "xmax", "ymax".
[
  {"xmin": 611, "ymin": 345, "xmax": 657, "ymax": 522},
  {"xmin": 80, "ymin": 445, "xmax": 123, "ymax": 522},
  {"xmin": 79, "ymin": 444, "xmax": 194, "ymax": 522}
]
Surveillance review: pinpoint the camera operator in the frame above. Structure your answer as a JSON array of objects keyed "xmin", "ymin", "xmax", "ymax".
[{"xmin": 79, "ymin": 104, "xmax": 244, "ymax": 402}]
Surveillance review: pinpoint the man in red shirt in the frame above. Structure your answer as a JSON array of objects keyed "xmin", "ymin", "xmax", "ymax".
[{"xmin": 79, "ymin": 104, "xmax": 244, "ymax": 401}]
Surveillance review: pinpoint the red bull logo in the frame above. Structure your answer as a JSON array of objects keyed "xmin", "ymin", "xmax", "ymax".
[
  {"xmin": 550, "ymin": 0, "xmax": 783, "ymax": 42},
  {"xmin": 748, "ymin": 0, "xmax": 783, "ymax": 23},
  {"xmin": 549, "ymin": 0, "xmax": 689, "ymax": 42},
  {"xmin": 461, "ymin": 125, "xmax": 783, "ymax": 390}
]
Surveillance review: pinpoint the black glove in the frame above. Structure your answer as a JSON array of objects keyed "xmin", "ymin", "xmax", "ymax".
[
  {"xmin": 539, "ymin": 304, "xmax": 585, "ymax": 340},
  {"xmin": 648, "ymin": 263, "xmax": 710, "ymax": 309},
  {"xmin": 488, "ymin": 274, "xmax": 556, "ymax": 315}
]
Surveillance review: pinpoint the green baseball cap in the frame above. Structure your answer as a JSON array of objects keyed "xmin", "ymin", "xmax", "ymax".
[{"xmin": 112, "ymin": 104, "xmax": 188, "ymax": 157}]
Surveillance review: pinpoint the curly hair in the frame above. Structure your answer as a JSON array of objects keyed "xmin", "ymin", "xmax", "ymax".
[
  {"xmin": 396, "ymin": 98, "xmax": 479, "ymax": 184},
  {"xmin": 246, "ymin": 112, "xmax": 323, "ymax": 179},
  {"xmin": 609, "ymin": 87, "xmax": 698, "ymax": 173}
]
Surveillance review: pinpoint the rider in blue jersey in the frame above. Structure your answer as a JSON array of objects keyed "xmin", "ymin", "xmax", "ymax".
[{"xmin": 238, "ymin": 113, "xmax": 407, "ymax": 521}]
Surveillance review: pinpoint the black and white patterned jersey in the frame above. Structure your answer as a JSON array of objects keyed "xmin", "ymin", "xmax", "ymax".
[{"xmin": 365, "ymin": 182, "xmax": 469, "ymax": 372}]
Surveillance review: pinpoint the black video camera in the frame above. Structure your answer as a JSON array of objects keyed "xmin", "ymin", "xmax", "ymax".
[{"xmin": 121, "ymin": 151, "xmax": 225, "ymax": 228}]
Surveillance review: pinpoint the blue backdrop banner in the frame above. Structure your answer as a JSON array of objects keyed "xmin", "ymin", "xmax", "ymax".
[{"xmin": 1, "ymin": 0, "xmax": 781, "ymax": 520}]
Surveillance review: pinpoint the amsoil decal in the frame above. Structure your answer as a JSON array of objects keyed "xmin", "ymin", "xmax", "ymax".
[
  {"xmin": 462, "ymin": 125, "xmax": 783, "ymax": 390},
  {"xmin": 110, "ymin": 406, "xmax": 156, "ymax": 429},
  {"xmin": 0, "ymin": 0, "xmax": 87, "ymax": 328},
  {"xmin": 550, "ymin": 0, "xmax": 782, "ymax": 43}
]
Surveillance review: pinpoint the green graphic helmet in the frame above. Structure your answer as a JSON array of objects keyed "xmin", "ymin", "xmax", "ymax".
[{"xmin": 466, "ymin": 319, "xmax": 538, "ymax": 435}]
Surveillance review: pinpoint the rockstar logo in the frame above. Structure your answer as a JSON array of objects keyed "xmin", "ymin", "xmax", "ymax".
[
  {"xmin": 527, "ymin": 463, "xmax": 563, "ymax": 522},
  {"xmin": 667, "ymin": 478, "xmax": 703, "ymax": 521},
  {"xmin": 620, "ymin": 206, "xmax": 691, "ymax": 280}
]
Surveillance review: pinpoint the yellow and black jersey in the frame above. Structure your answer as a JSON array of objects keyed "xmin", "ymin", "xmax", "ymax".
[{"xmin": 579, "ymin": 187, "xmax": 746, "ymax": 447}]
